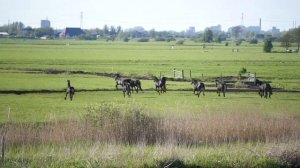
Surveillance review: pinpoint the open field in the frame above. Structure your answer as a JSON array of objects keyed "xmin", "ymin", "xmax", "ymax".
[
  {"xmin": 1, "ymin": 39, "xmax": 300, "ymax": 90},
  {"xmin": 0, "ymin": 39, "xmax": 300, "ymax": 167}
]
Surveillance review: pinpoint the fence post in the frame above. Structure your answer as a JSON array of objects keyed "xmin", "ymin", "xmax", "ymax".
[
  {"xmin": 160, "ymin": 72, "xmax": 161, "ymax": 78},
  {"xmin": 189, "ymin": 70, "xmax": 192, "ymax": 79},
  {"xmin": 173, "ymin": 68, "xmax": 176, "ymax": 78},
  {"xmin": 182, "ymin": 70, "xmax": 184, "ymax": 79},
  {"xmin": 221, "ymin": 73, "xmax": 223, "ymax": 82}
]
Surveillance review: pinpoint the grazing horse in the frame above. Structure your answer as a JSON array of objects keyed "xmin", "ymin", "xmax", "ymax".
[
  {"xmin": 191, "ymin": 79, "xmax": 205, "ymax": 97},
  {"xmin": 130, "ymin": 79, "xmax": 143, "ymax": 93},
  {"xmin": 153, "ymin": 76, "xmax": 167, "ymax": 95},
  {"xmin": 122, "ymin": 82, "xmax": 131, "ymax": 97},
  {"xmin": 255, "ymin": 79, "xmax": 272, "ymax": 99},
  {"xmin": 216, "ymin": 80, "xmax": 227, "ymax": 97},
  {"xmin": 65, "ymin": 80, "xmax": 75, "ymax": 101},
  {"xmin": 115, "ymin": 74, "xmax": 131, "ymax": 90}
]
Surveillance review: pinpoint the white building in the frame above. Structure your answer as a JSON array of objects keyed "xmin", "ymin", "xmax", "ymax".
[{"xmin": 0, "ymin": 32, "xmax": 9, "ymax": 38}]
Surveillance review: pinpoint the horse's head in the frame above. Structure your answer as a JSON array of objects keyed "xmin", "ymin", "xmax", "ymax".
[
  {"xmin": 153, "ymin": 76, "xmax": 159, "ymax": 82},
  {"xmin": 115, "ymin": 74, "xmax": 121, "ymax": 80},
  {"xmin": 255, "ymin": 79, "xmax": 262, "ymax": 86}
]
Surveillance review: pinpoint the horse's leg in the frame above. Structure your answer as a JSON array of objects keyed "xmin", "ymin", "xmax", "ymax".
[
  {"xmin": 259, "ymin": 90, "xmax": 263, "ymax": 98},
  {"xmin": 129, "ymin": 87, "xmax": 131, "ymax": 96},
  {"xmin": 265, "ymin": 90, "xmax": 267, "ymax": 99},
  {"xmin": 65, "ymin": 92, "xmax": 68, "ymax": 100},
  {"xmin": 223, "ymin": 91, "xmax": 225, "ymax": 97},
  {"xmin": 70, "ymin": 93, "xmax": 73, "ymax": 101}
]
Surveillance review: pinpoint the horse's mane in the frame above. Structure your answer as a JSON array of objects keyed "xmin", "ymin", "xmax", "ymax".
[{"xmin": 255, "ymin": 79, "xmax": 263, "ymax": 85}]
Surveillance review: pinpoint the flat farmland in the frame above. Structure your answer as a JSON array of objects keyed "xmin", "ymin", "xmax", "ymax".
[{"xmin": 0, "ymin": 39, "xmax": 299, "ymax": 167}]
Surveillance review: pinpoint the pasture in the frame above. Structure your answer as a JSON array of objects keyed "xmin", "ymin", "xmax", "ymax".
[{"xmin": 0, "ymin": 39, "xmax": 300, "ymax": 167}]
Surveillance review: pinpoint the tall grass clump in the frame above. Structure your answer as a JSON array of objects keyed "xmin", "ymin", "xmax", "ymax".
[
  {"xmin": 84, "ymin": 103, "xmax": 159, "ymax": 144},
  {"xmin": 1, "ymin": 103, "xmax": 299, "ymax": 147},
  {"xmin": 1, "ymin": 103, "xmax": 300, "ymax": 167}
]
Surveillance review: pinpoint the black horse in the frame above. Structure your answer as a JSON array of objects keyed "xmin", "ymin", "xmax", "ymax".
[
  {"xmin": 191, "ymin": 79, "xmax": 205, "ymax": 97},
  {"xmin": 154, "ymin": 76, "xmax": 167, "ymax": 95},
  {"xmin": 122, "ymin": 82, "xmax": 131, "ymax": 97},
  {"xmin": 115, "ymin": 74, "xmax": 131, "ymax": 90},
  {"xmin": 255, "ymin": 79, "xmax": 272, "ymax": 99},
  {"xmin": 130, "ymin": 79, "xmax": 143, "ymax": 93},
  {"xmin": 216, "ymin": 80, "xmax": 227, "ymax": 97},
  {"xmin": 65, "ymin": 80, "xmax": 75, "ymax": 101}
]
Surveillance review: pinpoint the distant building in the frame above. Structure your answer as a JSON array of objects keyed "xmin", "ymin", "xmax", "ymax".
[
  {"xmin": 255, "ymin": 34, "xmax": 265, "ymax": 39},
  {"xmin": 269, "ymin": 27, "xmax": 281, "ymax": 38},
  {"xmin": 0, "ymin": 32, "xmax": 9, "ymax": 38},
  {"xmin": 247, "ymin": 26, "xmax": 261, "ymax": 33},
  {"xmin": 271, "ymin": 27, "xmax": 280, "ymax": 34},
  {"xmin": 60, "ymin": 27, "xmax": 84, "ymax": 38},
  {"xmin": 186, "ymin": 26, "xmax": 196, "ymax": 37},
  {"xmin": 209, "ymin": 25, "xmax": 222, "ymax": 34},
  {"xmin": 41, "ymin": 19, "xmax": 51, "ymax": 28}
]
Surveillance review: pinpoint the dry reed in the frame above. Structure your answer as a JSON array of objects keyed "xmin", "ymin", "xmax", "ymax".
[{"xmin": 1, "ymin": 103, "xmax": 299, "ymax": 147}]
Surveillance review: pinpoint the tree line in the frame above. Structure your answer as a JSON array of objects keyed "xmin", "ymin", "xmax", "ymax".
[{"xmin": 0, "ymin": 22, "xmax": 299, "ymax": 52}]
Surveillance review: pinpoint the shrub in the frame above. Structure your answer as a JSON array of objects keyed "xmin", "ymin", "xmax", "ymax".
[
  {"xmin": 248, "ymin": 38, "xmax": 258, "ymax": 44},
  {"xmin": 263, "ymin": 39, "xmax": 273, "ymax": 53},
  {"xmin": 123, "ymin": 37, "xmax": 130, "ymax": 42},
  {"xmin": 155, "ymin": 37, "xmax": 166, "ymax": 42},
  {"xmin": 235, "ymin": 39, "xmax": 242, "ymax": 46},
  {"xmin": 176, "ymin": 40, "xmax": 184, "ymax": 45},
  {"xmin": 239, "ymin": 67, "xmax": 247, "ymax": 75},
  {"xmin": 137, "ymin": 38, "xmax": 149, "ymax": 42}
]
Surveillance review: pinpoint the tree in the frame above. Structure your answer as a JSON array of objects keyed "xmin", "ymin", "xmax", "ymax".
[
  {"xmin": 103, "ymin": 25, "xmax": 109, "ymax": 36},
  {"xmin": 292, "ymin": 27, "xmax": 300, "ymax": 52},
  {"xmin": 281, "ymin": 31, "xmax": 292, "ymax": 50},
  {"xmin": 109, "ymin": 26, "xmax": 116, "ymax": 38},
  {"xmin": 203, "ymin": 28, "xmax": 213, "ymax": 43},
  {"xmin": 2, "ymin": 21, "xmax": 25, "ymax": 36},
  {"xmin": 263, "ymin": 39, "xmax": 273, "ymax": 53},
  {"xmin": 149, "ymin": 29, "xmax": 156, "ymax": 38},
  {"xmin": 34, "ymin": 27, "xmax": 54, "ymax": 38},
  {"xmin": 231, "ymin": 26, "xmax": 242, "ymax": 39}
]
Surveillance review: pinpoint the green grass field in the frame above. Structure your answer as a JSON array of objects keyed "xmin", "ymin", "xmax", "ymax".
[{"xmin": 0, "ymin": 39, "xmax": 299, "ymax": 167}]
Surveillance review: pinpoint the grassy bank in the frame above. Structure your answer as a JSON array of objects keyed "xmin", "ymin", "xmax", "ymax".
[{"xmin": 1, "ymin": 103, "xmax": 299, "ymax": 167}]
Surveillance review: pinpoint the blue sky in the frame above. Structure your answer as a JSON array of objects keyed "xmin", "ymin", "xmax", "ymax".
[{"xmin": 0, "ymin": 0, "xmax": 299, "ymax": 31}]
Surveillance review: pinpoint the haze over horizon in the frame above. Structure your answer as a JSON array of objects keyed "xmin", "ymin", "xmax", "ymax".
[{"xmin": 0, "ymin": 0, "xmax": 299, "ymax": 32}]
